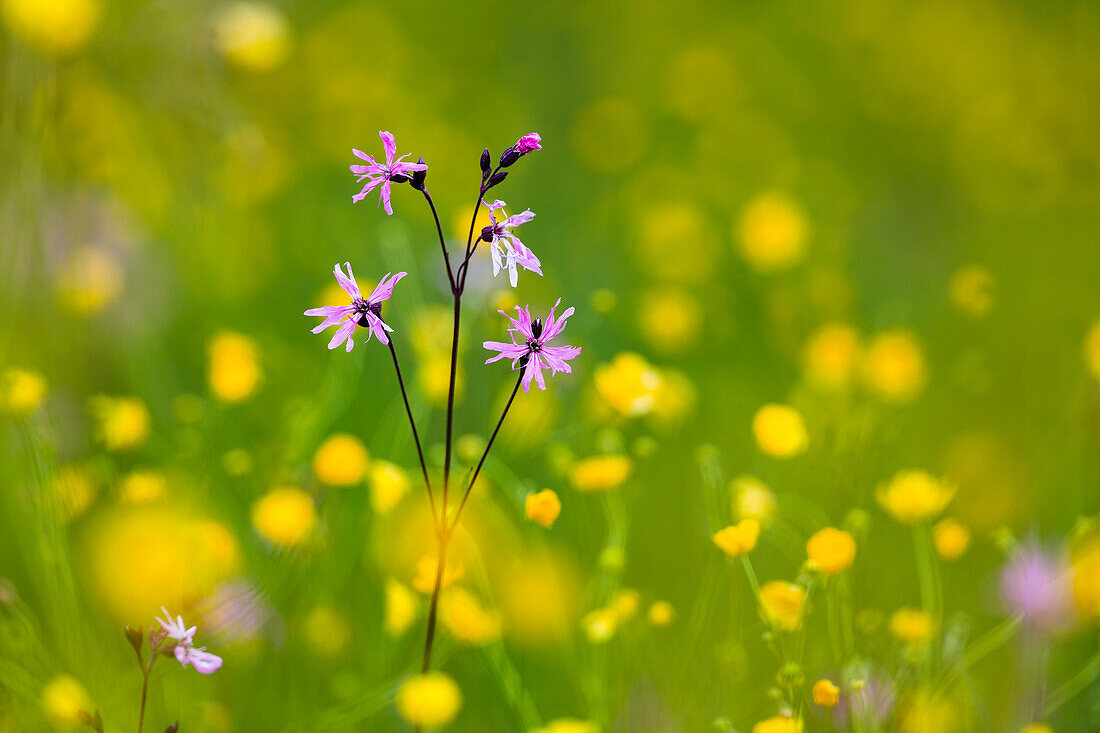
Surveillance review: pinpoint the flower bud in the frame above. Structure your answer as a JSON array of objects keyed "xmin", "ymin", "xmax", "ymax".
[
  {"xmin": 410, "ymin": 158, "xmax": 427, "ymax": 191},
  {"xmin": 499, "ymin": 147, "xmax": 520, "ymax": 168},
  {"xmin": 480, "ymin": 148, "xmax": 491, "ymax": 173},
  {"xmin": 388, "ymin": 173, "xmax": 410, "ymax": 184},
  {"xmin": 480, "ymin": 225, "xmax": 495, "ymax": 242},
  {"xmin": 124, "ymin": 625, "xmax": 144, "ymax": 654},
  {"xmin": 78, "ymin": 709, "xmax": 104, "ymax": 732},
  {"xmin": 164, "ymin": 723, "xmax": 179, "ymax": 733},
  {"xmin": 487, "ymin": 170, "xmax": 509, "ymax": 188}
]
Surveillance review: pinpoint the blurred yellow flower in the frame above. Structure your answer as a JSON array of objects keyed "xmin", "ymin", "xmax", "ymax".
[
  {"xmin": 610, "ymin": 588, "xmax": 640, "ymax": 621},
  {"xmin": 806, "ymin": 527, "xmax": 856, "ymax": 575},
  {"xmin": 647, "ymin": 600, "xmax": 675, "ymax": 627},
  {"xmin": 649, "ymin": 369, "xmax": 697, "ymax": 427},
  {"xmin": 370, "ymin": 460, "xmax": 410, "ymax": 515},
  {"xmin": 1019, "ymin": 724, "xmax": 1054, "ymax": 733},
  {"xmin": 949, "ymin": 265, "xmax": 995, "ymax": 318},
  {"xmin": 412, "ymin": 552, "xmax": 463, "ymax": 594},
  {"xmin": 573, "ymin": 96, "xmax": 647, "ymax": 173},
  {"xmin": 52, "ymin": 464, "xmax": 96, "ymax": 521},
  {"xmin": 638, "ymin": 288, "xmax": 702, "ymax": 353},
  {"xmin": 497, "ymin": 553, "xmax": 582, "ymax": 647},
  {"xmin": 731, "ymin": 475, "xmax": 777, "ymax": 525},
  {"xmin": 440, "ymin": 587, "xmax": 502, "ymax": 645},
  {"xmin": 208, "ymin": 331, "xmax": 262, "ymax": 403},
  {"xmin": 752, "ymin": 404, "xmax": 808, "ymax": 458},
  {"xmin": 637, "ymin": 202, "xmax": 718, "ymax": 283},
  {"xmin": 525, "ymin": 489, "xmax": 562, "ymax": 528},
  {"xmin": 802, "ymin": 324, "xmax": 861, "ymax": 391},
  {"xmin": 590, "ymin": 288, "xmax": 616, "ymax": 314},
  {"xmin": 1085, "ymin": 317, "xmax": 1100, "ymax": 382},
  {"xmin": 1072, "ymin": 536, "xmax": 1100, "ymax": 620},
  {"xmin": 384, "ymin": 577, "xmax": 418, "ymax": 636},
  {"xmin": 117, "ymin": 469, "xmax": 167, "ymax": 504},
  {"xmin": 419, "ymin": 353, "xmax": 464, "ymax": 408},
  {"xmin": 582, "ymin": 607, "xmax": 619, "ymax": 643},
  {"xmin": 812, "ymin": 679, "xmax": 840, "ymax": 707},
  {"xmin": 594, "ymin": 352, "xmax": 662, "ymax": 417},
  {"xmin": 713, "ymin": 519, "xmax": 760, "ymax": 557},
  {"xmin": 861, "ymin": 330, "xmax": 927, "ymax": 403},
  {"xmin": 889, "ymin": 607, "xmax": 937, "ymax": 646},
  {"xmin": 312, "ymin": 433, "xmax": 370, "ymax": 487},
  {"xmin": 933, "ymin": 518, "xmax": 970, "ymax": 560},
  {"xmin": 0, "ymin": 368, "xmax": 47, "ymax": 417},
  {"xmin": 876, "ymin": 470, "xmax": 956, "ymax": 524},
  {"xmin": 2, "ymin": 0, "xmax": 98, "ymax": 55},
  {"xmin": 752, "ymin": 712, "xmax": 804, "ymax": 733},
  {"xmin": 534, "ymin": 719, "xmax": 600, "ymax": 733},
  {"xmin": 55, "ymin": 246, "xmax": 122, "ymax": 316},
  {"xmin": 738, "ymin": 192, "xmax": 807, "ymax": 274},
  {"xmin": 214, "ymin": 2, "xmax": 292, "ymax": 72},
  {"xmin": 304, "ymin": 604, "xmax": 350, "ymax": 657},
  {"xmin": 569, "ymin": 455, "xmax": 633, "ymax": 492},
  {"xmin": 84, "ymin": 505, "xmax": 240, "ymax": 621},
  {"xmin": 40, "ymin": 674, "xmax": 92, "ymax": 727},
  {"xmin": 251, "ymin": 486, "xmax": 315, "ymax": 547},
  {"xmin": 396, "ymin": 672, "xmax": 462, "ymax": 729},
  {"xmin": 900, "ymin": 691, "xmax": 959, "ymax": 733},
  {"xmin": 89, "ymin": 395, "xmax": 150, "ymax": 451},
  {"xmin": 759, "ymin": 581, "xmax": 806, "ymax": 632}
]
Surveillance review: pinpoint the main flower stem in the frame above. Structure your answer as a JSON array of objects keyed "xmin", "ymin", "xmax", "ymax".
[
  {"xmin": 441, "ymin": 292, "xmax": 462, "ymax": 523},
  {"xmin": 386, "ymin": 338, "xmax": 437, "ymax": 528},
  {"xmin": 137, "ymin": 654, "xmax": 156, "ymax": 733}
]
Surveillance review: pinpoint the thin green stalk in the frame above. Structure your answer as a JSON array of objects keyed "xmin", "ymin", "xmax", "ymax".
[{"xmin": 1043, "ymin": 649, "xmax": 1100, "ymax": 717}]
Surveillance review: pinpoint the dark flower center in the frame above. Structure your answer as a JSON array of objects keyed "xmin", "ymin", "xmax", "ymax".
[{"xmin": 354, "ymin": 299, "xmax": 382, "ymax": 327}]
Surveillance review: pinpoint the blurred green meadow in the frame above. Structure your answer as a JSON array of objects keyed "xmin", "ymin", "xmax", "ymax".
[{"xmin": 4, "ymin": 0, "xmax": 1100, "ymax": 731}]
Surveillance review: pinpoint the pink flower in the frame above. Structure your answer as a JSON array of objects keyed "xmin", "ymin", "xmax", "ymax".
[
  {"xmin": 515, "ymin": 132, "xmax": 542, "ymax": 153},
  {"xmin": 1001, "ymin": 543, "xmax": 1074, "ymax": 635},
  {"xmin": 156, "ymin": 608, "xmax": 222, "ymax": 675},
  {"xmin": 350, "ymin": 131, "xmax": 428, "ymax": 215},
  {"xmin": 481, "ymin": 200, "xmax": 542, "ymax": 287},
  {"xmin": 484, "ymin": 299, "xmax": 581, "ymax": 392},
  {"xmin": 304, "ymin": 263, "xmax": 406, "ymax": 351}
]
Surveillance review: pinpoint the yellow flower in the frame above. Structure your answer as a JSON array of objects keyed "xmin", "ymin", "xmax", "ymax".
[
  {"xmin": 593, "ymin": 352, "xmax": 662, "ymax": 416},
  {"xmin": 2, "ymin": 0, "xmax": 98, "ymax": 55},
  {"xmin": 949, "ymin": 265, "xmax": 995, "ymax": 317},
  {"xmin": 900, "ymin": 691, "xmax": 959, "ymax": 733},
  {"xmin": 812, "ymin": 679, "xmax": 840, "ymax": 707},
  {"xmin": 312, "ymin": 433, "xmax": 370, "ymax": 487},
  {"xmin": 876, "ymin": 470, "xmax": 956, "ymax": 524},
  {"xmin": 251, "ymin": 486, "xmax": 315, "ymax": 546},
  {"xmin": 759, "ymin": 581, "xmax": 806, "ymax": 632},
  {"xmin": 582, "ymin": 607, "xmax": 619, "ymax": 643},
  {"xmin": 214, "ymin": 2, "xmax": 292, "ymax": 72},
  {"xmin": 117, "ymin": 470, "xmax": 167, "ymax": 504},
  {"xmin": 412, "ymin": 553, "xmax": 463, "ymax": 594},
  {"xmin": 637, "ymin": 202, "xmax": 718, "ymax": 284},
  {"xmin": 610, "ymin": 588, "xmax": 640, "ymax": 621},
  {"xmin": 1019, "ymin": 724, "xmax": 1054, "ymax": 733},
  {"xmin": 648, "ymin": 369, "xmax": 697, "ymax": 427},
  {"xmin": 713, "ymin": 519, "xmax": 760, "ymax": 557},
  {"xmin": 569, "ymin": 455, "xmax": 633, "ymax": 492},
  {"xmin": 533, "ymin": 718, "xmax": 600, "ymax": 733},
  {"xmin": 861, "ymin": 330, "xmax": 927, "ymax": 403},
  {"xmin": 752, "ymin": 404, "xmax": 808, "ymax": 458},
  {"xmin": 806, "ymin": 527, "xmax": 856, "ymax": 575},
  {"xmin": 647, "ymin": 600, "xmax": 675, "ymax": 627},
  {"xmin": 752, "ymin": 712, "xmax": 804, "ymax": 733},
  {"xmin": 370, "ymin": 460, "xmax": 410, "ymax": 515},
  {"xmin": 802, "ymin": 324, "xmax": 861, "ymax": 391},
  {"xmin": 525, "ymin": 489, "xmax": 562, "ymax": 528},
  {"xmin": 497, "ymin": 553, "xmax": 582, "ymax": 647},
  {"xmin": 304, "ymin": 605, "xmax": 350, "ymax": 657},
  {"xmin": 638, "ymin": 288, "xmax": 702, "ymax": 353},
  {"xmin": 731, "ymin": 475, "xmax": 777, "ymax": 524},
  {"xmin": 1072, "ymin": 535, "xmax": 1100, "ymax": 620},
  {"xmin": 440, "ymin": 587, "xmax": 502, "ymax": 645},
  {"xmin": 40, "ymin": 674, "xmax": 92, "ymax": 727},
  {"xmin": 1085, "ymin": 317, "xmax": 1100, "ymax": 382},
  {"xmin": 419, "ymin": 352, "xmax": 464, "ymax": 407},
  {"xmin": 208, "ymin": 331, "xmax": 262, "ymax": 403},
  {"xmin": 52, "ymin": 464, "xmax": 96, "ymax": 521},
  {"xmin": 738, "ymin": 192, "xmax": 808, "ymax": 274},
  {"xmin": 55, "ymin": 246, "xmax": 122, "ymax": 315},
  {"xmin": 933, "ymin": 518, "xmax": 970, "ymax": 560},
  {"xmin": 889, "ymin": 607, "xmax": 937, "ymax": 646},
  {"xmin": 384, "ymin": 577, "xmax": 418, "ymax": 636},
  {"xmin": 0, "ymin": 368, "xmax": 48, "ymax": 417},
  {"xmin": 89, "ymin": 395, "xmax": 150, "ymax": 451},
  {"xmin": 396, "ymin": 672, "xmax": 463, "ymax": 729}
]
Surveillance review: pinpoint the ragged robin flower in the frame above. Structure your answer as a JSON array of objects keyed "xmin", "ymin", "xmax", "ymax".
[
  {"xmin": 481, "ymin": 200, "xmax": 542, "ymax": 287},
  {"xmin": 483, "ymin": 299, "xmax": 581, "ymax": 392},
  {"xmin": 499, "ymin": 132, "xmax": 543, "ymax": 167},
  {"xmin": 350, "ymin": 131, "xmax": 427, "ymax": 214},
  {"xmin": 156, "ymin": 607, "xmax": 223, "ymax": 674},
  {"xmin": 304, "ymin": 263, "xmax": 405, "ymax": 351}
]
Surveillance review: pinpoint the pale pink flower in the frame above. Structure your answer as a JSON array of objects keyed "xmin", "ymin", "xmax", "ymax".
[
  {"xmin": 484, "ymin": 299, "xmax": 581, "ymax": 392},
  {"xmin": 481, "ymin": 200, "xmax": 542, "ymax": 287},
  {"xmin": 156, "ymin": 607, "xmax": 222, "ymax": 675},
  {"xmin": 1001, "ymin": 543, "xmax": 1074, "ymax": 635},
  {"xmin": 304, "ymin": 264, "xmax": 405, "ymax": 352},
  {"xmin": 350, "ymin": 131, "xmax": 427, "ymax": 215},
  {"xmin": 157, "ymin": 607, "xmax": 196, "ymax": 645}
]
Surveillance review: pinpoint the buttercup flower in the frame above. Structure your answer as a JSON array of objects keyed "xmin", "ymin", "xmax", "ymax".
[
  {"xmin": 350, "ymin": 131, "xmax": 427, "ymax": 214},
  {"xmin": 806, "ymin": 527, "xmax": 856, "ymax": 575},
  {"xmin": 888, "ymin": 607, "xmax": 936, "ymax": 646},
  {"xmin": 304, "ymin": 264, "xmax": 405, "ymax": 351},
  {"xmin": 713, "ymin": 519, "xmax": 760, "ymax": 557},
  {"xmin": 813, "ymin": 679, "xmax": 840, "ymax": 707},
  {"xmin": 157, "ymin": 608, "xmax": 222, "ymax": 674},
  {"xmin": 484, "ymin": 299, "xmax": 581, "ymax": 392},
  {"xmin": 481, "ymin": 200, "xmax": 542, "ymax": 287},
  {"xmin": 876, "ymin": 470, "xmax": 956, "ymax": 524}
]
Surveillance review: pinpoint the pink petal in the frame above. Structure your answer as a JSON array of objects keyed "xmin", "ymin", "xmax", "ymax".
[
  {"xmin": 503, "ymin": 209, "xmax": 535, "ymax": 227},
  {"xmin": 367, "ymin": 272, "xmax": 407, "ymax": 304},
  {"xmin": 353, "ymin": 176, "xmax": 382, "ymax": 203},
  {"xmin": 380, "ymin": 180, "xmax": 393, "ymax": 215},
  {"xmin": 379, "ymin": 131, "xmax": 397, "ymax": 165}
]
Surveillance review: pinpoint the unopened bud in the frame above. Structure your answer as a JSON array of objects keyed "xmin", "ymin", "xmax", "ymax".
[
  {"xmin": 124, "ymin": 625, "xmax": 143, "ymax": 653},
  {"xmin": 499, "ymin": 147, "xmax": 520, "ymax": 168},
  {"xmin": 388, "ymin": 173, "xmax": 410, "ymax": 184},
  {"xmin": 410, "ymin": 158, "xmax": 427, "ymax": 191},
  {"xmin": 164, "ymin": 723, "xmax": 179, "ymax": 733},
  {"xmin": 486, "ymin": 170, "xmax": 508, "ymax": 188},
  {"xmin": 480, "ymin": 148, "xmax": 491, "ymax": 173},
  {"xmin": 78, "ymin": 709, "xmax": 104, "ymax": 732},
  {"xmin": 480, "ymin": 225, "xmax": 495, "ymax": 242}
]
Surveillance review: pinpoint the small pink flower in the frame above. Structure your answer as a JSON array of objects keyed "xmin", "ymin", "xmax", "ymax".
[
  {"xmin": 157, "ymin": 607, "xmax": 196, "ymax": 645},
  {"xmin": 304, "ymin": 263, "xmax": 406, "ymax": 351},
  {"xmin": 350, "ymin": 131, "xmax": 428, "ymax": 215},
  {"xmin": 515, "ymin": 132, "xmax": 542, "ymax": 154},
  {"xmin": 481, "ymin": 200, "xmax": 542, "ymax": 287},
  {"xmin": 484, "ymin": 299, "xmax": 581, "ymax": 392},
  {"xmin": 156, "ymin": 608, "xmax": 222, "ymax": 675}
]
